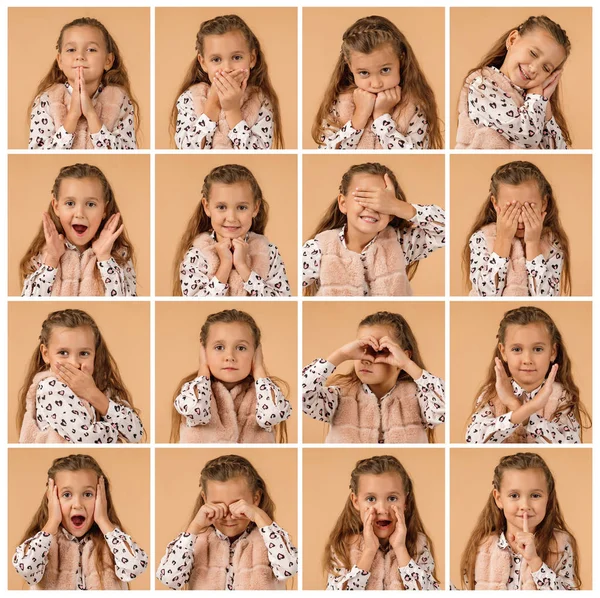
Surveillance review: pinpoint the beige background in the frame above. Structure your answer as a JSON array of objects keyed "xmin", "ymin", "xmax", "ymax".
[
  {"xmin": 155, "ymin": 447, "xmax": 297, "ymax": 591},
  {"xmin": 8, "ymin": 154, "xmax": 150, "ymax": 297},
  {"xmin": 155, "ymin": 301, "xmax": 297, "ymax": 443},
  {"xmin": 8, "ymin": 8, "xmax": 150, "ymax": 149},
  {"xmin": 302, "ymin": 8, "xmax": 445, "ymax": 148},
  {"xmin": 8, "ymin": 302, "xmax": 150, "ymax": 443},
  {"xmin": 303, "ymin": 447, "xmax": 445, "ymax": 589},
  {"xmin": 450, "ymin": 301, "xmax": 592, "ymax": 443},
  {"xmin": 155, "ymin": 7, "xmax": 297, "ymax": 149},
  {"xmin": 302, "ymin": 301, "xmax": 445, "ymax": 444},
  {"xmin": 450, "ymin": 447, "xmax": 592, "ymax": 589},
  {"xmin": 156, "ymin": 155, "xmax": 297, "ymax": 296},
  {"xmin": 303, "ymin": 154, "xmax": 445, "ymax": 296},
  {"xmin": 450, "ymin": 7, "xmax": 592, "ymax": 149},
  {"xmin": 8, "ymin": 447, "xmax": 151, "ymax": 590},
  {"xmin": 450, "ymin": 154, "xmax": 592, "ymax": 296}
]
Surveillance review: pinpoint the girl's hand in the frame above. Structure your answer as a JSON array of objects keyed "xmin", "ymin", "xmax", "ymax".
[
  {"xmin": 529, "ymin": 69, "xmax": 562, "ymax": 99},
  {"xmin": 373, "ymin": 86, "xmax": 402, "ymax": 120},
  {"xmin": 215, "ymin": 238, "xmax": 233, "ymax": 266},
  {"xmin": 229, "ymin": 499, "xmax": 273, "ymax": 527},
  {"xmin": 494, "ymin": 357, "xmax": 520, "ymax": 411},
  {"xmin": 66, "ymin": 69, "xmax": 83, "ymax": 122},
  {"xmin": 231, "ymin": 238, "xmax": 250, "ymax": 272},
  {"xmin": 522, "ymin": 202, "xmax": 546, "ymax": 247},
  {"xmin": 94, "ymin": 476, "xmax": 113, "ymax": 533},
  {"xmin": 352, "ymin": 173, "xmax": 413, "ymax": 219},
  {"xmin": 352, "ymin": 88, "xmax": 377, "ymax": 130},
  {"xmin": 213, "ymin": 69, "xmax": 247, "ymax": 112},
  {"xmin": 509, "ymin": 513, "xmax": 541, "ymax": 566},
  {"xmin": 252, "ymin": 344, "xmax": 267, "ymax": 379},
  {"xmin": 42, "ymin": 212, "xmax": 66, "ymax": 268},
  {"xmin": 331, "ymin": 336, "xmax": 380, "ymax": 365},
  {"xmin": 54, "ymin": 361, "xmax": 98, "ymax": 402},
  {"xmin": 374, "ymin": 335, "xmax": 411, "ymax": 370},
  {"xmin": 43, "ymin": 478, "xmax": 62, "ymax": 535},
  {"xmin": 494, "ymin": 201, "xmax": 521, "ymax": 244},
  {"xmin": 91, "ymin": 213, "xmax": 124, "ymax": 261},
  {"xmin": 531, "ymin": 363, "xmax": 558, "ymax": 410},
  {"xmin": 198, "ymin": 344, "xmax": 210, "ymax": 378},
  {"xmin": 389, "ymin": 504, "xmax": 407, "ymax": 551},
  {"xmin": 187, "ymin": 502, "xmax": 228, "ymax": 534},
  {"xmin": 361, "ymin": 506, "xmax": 380, "ymax": 555},
  {"xmin": 78, "ymin": 67, "xmax": 95, "ymax": 119}
]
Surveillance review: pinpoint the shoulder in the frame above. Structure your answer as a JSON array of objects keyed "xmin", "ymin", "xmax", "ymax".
[
  {"xmin": 415, "ymin": 532, "xmax": 429, "ymax": 554},
  {"xmin": 99, "ymin": 85, "xmax": 128, "ymax": 103},
  {"xmin": 187, "ymin": 82, "xmax": 210, "ymax": 99},
  {"xmin": 552, "ymin": 529, "xmax": 573, "ymax": 550},
  {"xmin": 191, "ymin": 232, "xmax": 213, "ymax": 250},
  {"xmin": 477, "ymin": 534, "xmax": 500, "ymax": 553},
  {"xmin": 36, "ymin": 374, "xmax": 64, "ymax": 394},
  {"xmin": 314, "ymin": 229, "xmax": 342, "ymax": 243}
]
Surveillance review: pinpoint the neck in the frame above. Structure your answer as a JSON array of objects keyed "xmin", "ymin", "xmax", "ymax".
[
  {"xmin": 368, "ymin": 378, "xmax": 396, "ymax": 399},
  {"xmin": 345, "ymin": 226, "xmax": 376, "ymax": 253},
  {"xmin": 515, "ymin": 378, "xmax": 545, "ymax": 393}
]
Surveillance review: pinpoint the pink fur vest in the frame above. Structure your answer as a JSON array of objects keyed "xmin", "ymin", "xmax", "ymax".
[
  {"xmin": 469, "ymin": 223, "xmax": 553, "ymax": 297},
  {"xmin": 474, "ymin": 530, "xmax": 570, "ymax": 590},
  {"xmin": 43, "ymin": 245, "xmax": 104, "ymax": 297},
  {"xmin": 19, "ymin": 371, "xmax": 69, "ymax": 444},
  {"xmin": 346, "ymin": 533, "xmax": 428, "ymax": 590},
  {"xmin": 335, "ymin": 92, "xmax": 420, "ymax": 149},
  {"xmin": 189, "ymin": 526, "xmax": 284, "ymax": 590},
  {"xmin": 179, "ymin": 380, "xmax": 274, "ymax": 444},
  {"xmin": 46, "ymin": 84, "xmax": 125, "ymax": 150},
  {"xmin": 485, "ymin": 381, "xmax": 565, "ymax": 444},
  {"xmin": 34, "ymin": 530, "xmax": 126, "ymax": 590},
  {"xmin": 316, "ymin": 227, "xmax": 412, "ymax": 296},
  {"xmin": 189, "ymin": 83, "xmax": 264, "ymax": 149},
  {"xmin": 192, "ymin": 232, "xmax": 270, "ymax": 296},
  {"xmin": 326, "ymin": 380, "xmax": 428, "ymax": 444},
  {"xmin": 456, "ymin": 67, "xmax": 523, "ymax": 150}
]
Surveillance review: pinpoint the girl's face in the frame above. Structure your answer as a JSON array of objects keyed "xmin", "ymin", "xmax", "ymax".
[
  {"xmin": 52, "ymin": 177, "xmax": 107, "ymax": 251},
  {"xmin": 500, "ymin": 28, "xmax": 567, "ymax": 90},
  {"xmin": 492, "ymin": 180, "xmax": 547, "ymax": 239},
  {"xmin": 41, "ymin": 325, "xmax": 96, "ymax": 376},
  {"xmin": 354, "ymin": 324, "xmax": 403, "ymax": 387},
  {"xmin": 351, "ymin": 472, "xmax": 407, "ymax": 544},
  {"xmin": 499, "ymin": 322, "xmax": 557, "ymax": 391},
  {"xmin": 53, "ymin": 469, "xmax": 99, "ymax": 538},
  {"xmin": 202, "ymin": 476, "xmax": 260, "ymax": 538},
  {"xmin": 348, "ymin": 43, "xmax": 401, "ymax": 93},
  {"xmin": 56, "ymin": 25, "xmax": 114, "ymax": 87},
  {"xmin": 204, "ymin": 321, "xmax": 256, "ymax": 389},
  {"xmin": 338, "ymin": 174, "xmax": 394, "ymax": 238},
  {"xmin": 202, "ymin": 182, "xmax": 259, "ymax": 242},
  {"xmin": 493, "ymin": 468, "xmax": 549, "ymax": 534},
  {"xmin": 198, "ymin": 30, "xmax": 257, "ymax": 83}
]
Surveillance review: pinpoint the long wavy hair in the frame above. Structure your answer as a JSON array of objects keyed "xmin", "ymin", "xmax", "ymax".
[
  {"xmin": 29, "ymin": 17, "xmax": 140, "ymax": 137},
  {"xmin": 19, "ymin": 163, "xmax": 136, "ymax": 288},
  {"xmin": 460, "ymin": 452, "xmax": 581, "ymax": 590},
  {"xmin": 467, "ymin": 306, "xmax": 590, "ymax": 440},
  {"xmin": 170, "ymin": 14, "xmax": 284, "ymax": 148},
  {"xmin": 170, "ymin": 309, "xmax": 289, "ymax": 443},
  {"xmin": 328, "ymin": 311, "xmax": 435, "ymax": 443},
  {"xmin": 463, "ymin": 15, "xmax": 571, "ymax": 146},
  {"xmin": 17, "ymin": 309, "xmax": 142, "ymax": 440},
  {"xmin": 172, "ymin": 164, "xmax": 269, "ymax": 296},
  {"xmin": 19, "ymin": 454, "xmax": 128, "ymax": 590},
  {"xmin": 312, "ymin": 15, "xmax": 442, "ymax": 148},
  {"xmin": 323, "ymin": 455, "xmax": 438, "ymax": 583},
  {"xmin": 462, "ymin": 160, "xmax": 571, "ymax": 296},
  {"xmin": 304, "ymin": 162, "xmax": 417, "ymax": 296}
]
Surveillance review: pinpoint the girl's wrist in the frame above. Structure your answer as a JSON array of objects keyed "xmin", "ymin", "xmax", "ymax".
[
  {"xmin": 527, "ymin": 555, "xmax": 543, "ymax": 572},
  {"xmin": 96, "ymin": 518, "xmax": 115, "ymax": 535},
  {"xmin": 42, "ymin": 522, "xmax": 60, "ymax": 536},
  {"xmin": 254, "ymin": 510, "xmax": 273, "ymax": 528},
  {"xmin": 326, "ymin": 350, "xmax": 346, "ymax": 367},
  {"xmin": 225, "ymin": 108, "xmax": 243, "ymax": 130},
  {"xmin": 393, "ymin": 543, "xmax": 411, "ymax": 567},
  {"xmin": 393, "ymin": 202, "xmax": 417, "ymax": 221}
]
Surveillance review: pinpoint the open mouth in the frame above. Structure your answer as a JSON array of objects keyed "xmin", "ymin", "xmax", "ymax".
[
  {"xmin": 375, "ymin": 519, "xmax": 392, "ymax": 530},
  {"xmin": 71, "ymin": 515, "xmax": 86, "ymax": 528},
  {"xmin": 72, "ymin": 224, "xmax": 88, "ymax": 235}
]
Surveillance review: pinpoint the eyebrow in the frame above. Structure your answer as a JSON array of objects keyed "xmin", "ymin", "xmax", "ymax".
[
  {"xmin": 212, "ymin": 339, "xmax": 250, "ymax": 344},
  {"xmin": 55, "ymin": 346, "xmax": 94, "ymax": 351},
  {"xmin": 508, "ymin": 341, "xmax": 548, "ymax": 346},
  {"xmin": 60, "ymin": 486, "xmax": 96, "ymax": 491},
  {"xmin": 64, "ymin": 41, "xmax": 101, "ymax": 47},
  {"xmin": 507, "ymin": 488, "xmax": 545, "ymax": 493},
  {"xmin": 207, "ymin": 49, "xmax": 246, "ymax": 58},
  {"xmin": 60, "ymin": 196, "xmax": 101, "ymax": 201}
]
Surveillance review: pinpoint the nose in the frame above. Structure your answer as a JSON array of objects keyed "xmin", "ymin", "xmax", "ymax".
[
  {"xmin": 371, "ymin": 76, "xmax": 383, "ymax": 90},
  {"xmin": 224, "ymin": 348, "xmax": 236, "ymax": 362},
  {"xmin": 225, "ymin": 209, "xmax": 238, "ymax": 222}
]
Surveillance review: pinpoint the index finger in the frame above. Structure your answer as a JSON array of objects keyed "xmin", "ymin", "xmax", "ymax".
[{"xmin": 522, "ymin": 512, "xmax": 529, "ymax": 534}]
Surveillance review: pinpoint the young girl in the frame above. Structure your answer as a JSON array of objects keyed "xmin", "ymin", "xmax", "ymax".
[
  {"xmin": 17, "ymin": 309, "xmax": 144, "ymax": 444},
  {"xmin": 459, "ymin": 452, "xmax": 580, "ymax": 590},
  {"xmin": 466, "ymin": 306, "xmax": 590, "ymax": 444},
  {"xmin": 172, "ymin": 14, "xmax": 283, "ymax": 149},
  {"xmin": 464, "ymin": 161, "xmax": 571, "ymax": 297},
  {"xmin": 20, "ymin": 163, "xmax": 136, "ymax": 297},
  {"xmin": 171, "ymin": 309, "xmax": 291, "ymax": 443},
  {"xmin": 302, "ymin": 311, "xmax": 445, "ymax": 443},
  {"xmin": 312, "ymin": 15, "xmax": 442, "ymax": 150},
  {"xmin": 29, "ymin": 17, "xmax": 139, "ymax": 150},
  {"xmin": 156, "ymin": 454, "xmax": 298, "ymax": 590},
  {"xmin": 302, "ymin": 162, "xmax": 445, "ymax": 296},
  {"xmin": 324, "ymin": 455, "xmax": 439, "ymax": 590},
  {"xmin": 13, "ymin": 454, "xmax": 148, "ymax": 589},
  {"xmin": 456, "ymin": 15, "xmax": 571, "ymax": 149},
  {"xmin": 173, "ymin": 164, "xmax": 290, "ymax": 297}
]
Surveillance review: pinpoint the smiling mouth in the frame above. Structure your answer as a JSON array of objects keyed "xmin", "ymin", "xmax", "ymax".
[
  {"xmin": 360, "ymin": 216, "xmax": 379, "ymax": 224},
  {"xmin": 519, "ymin": 65, "xmax": 532, "ymax": 81},
  {"xmin": 71, "ymin": 515, "xmax": 86, "ymax": 528},
  {"xmin": 72, "ymin": 224, "xmax": 88, "ymax": 235}
]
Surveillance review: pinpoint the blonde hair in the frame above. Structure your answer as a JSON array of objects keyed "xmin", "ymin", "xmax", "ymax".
[
  {"xmin": 303, "ymin": 162, "xmax": 417, "ymax": 296},
  {"xmin": 16, "ymin": 309, "xmax": 142, "ymax": 440},
  {"xmin": 467, "ymin": 306, "xmax": 590, "ymax": 440},
  {"xmin": 19, "ymin": 163, "xmax": 136, "ymax": 289},
  {"xmin": 323, "ymin": 455, "xmax": 438, "ymax": 582},
  {"xmin": 462, "ymin": 160, "xmax": 571, "ymax": 296},
  {"xmin": 19, "ymin": 454, "xmax": 127, "ymax": 590},
  {"xmin": 170, "ymin": 309, "xmax": 288, "ymax": 443},
  {"xmin": 312, "ymin": 15, "xmax": 442, "ymax": 148},
  {"xmin": 464, "ymin": 15, "xmax": 571, "ymax": 146},
  {"xmin": 172, "ymin": 164, "xmax": 269, "ymax": 296},
  {"xmin": 29, "ymin": 17, "xmax": 140, "ymax": 138},
  {"xmin": 460, "ymin": 452, "xmax": 580, "ymax": 590},
  {"xmin": 170, "ymin": 14, "xmax": 283, "ymax": 148}
]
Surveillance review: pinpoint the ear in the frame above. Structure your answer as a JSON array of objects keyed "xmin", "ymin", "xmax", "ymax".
[
  {"xmin": 337, "ymin": 193, "xmax": 348, "ymax": 215},
  {"xmin": 506, "ymin": 29, "xmax": 520, "ymax": 50},
  {"xmin": 104, "ymin": 52, "xmax": 115, "ymax": 72},
  {"xmin": 52, "ymin": 196, "xmax": 60, "ymax": 217},
  {"xmin": 541, "ymin": 195, "xmax": 549, "ymax": 213},
  {"xmin": 202, "ymin": 197, "xmax": 211, "ymax": 218},
  {"xmin": 40, "ymin": 344, "xmax": 50, "ymax": 365},
  {"xmin": 251, "ymin": 200, "xmax": 260, "ymax": 219},
  {"xmin": 550, "ymin": 342, "xmax": 557, "ymax": 363},
  {"xmin": 56, "ymin": 53, "xmax": 63, "ymax": 71},
  {"xmin": 350, "ymin": 492, "xmax": 360, "ymax": 512},
  {"xmin": 491, "ymin": 195, "xmax": 500, "ymax": 214},
  {"xmin": 493, "ymin": 488, "xmax": 504, "ymax": 510},
  {"xmin": 198, "ymin": 53, "xmax": 207, "ymax": 72},
  {"xmin": 405, "ymin": 349, "xmax": 412, "ymax": 360},
  {"xmin": 252, "ymin": 491, "xmax": 261, "ymax": 507},
  {"xmin": 249, "ymin": 49, "xmax": 257, "ymax": 70},
  {"xmin": 200, "ymin": 490, "xmax": 207, "ymax": 503},
  {"xmin": 499, "ymin": 343, "xmax": 507, "ymax": 362}
]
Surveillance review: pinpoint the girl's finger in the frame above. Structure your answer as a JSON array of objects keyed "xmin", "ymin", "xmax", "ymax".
[{"xmin": 111, "ymin": 223, "xmax": 125, "ymax": 241}]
